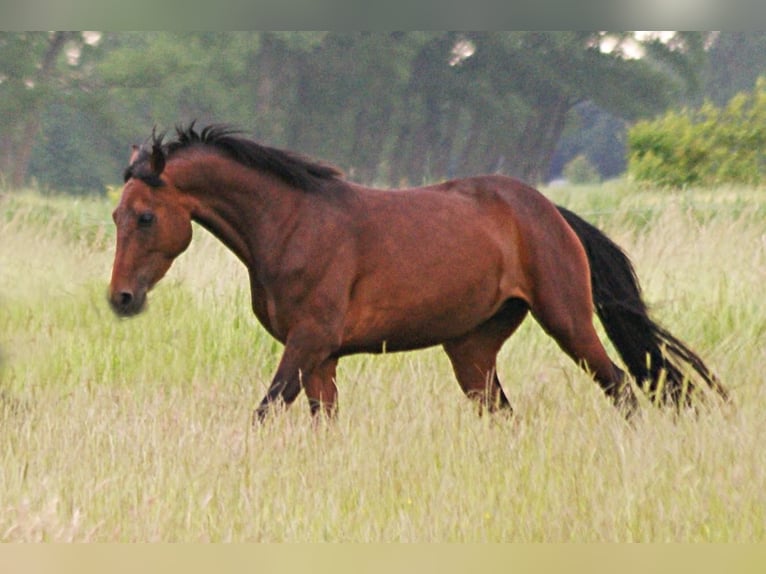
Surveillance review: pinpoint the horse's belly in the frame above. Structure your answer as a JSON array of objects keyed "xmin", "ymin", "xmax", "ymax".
[
  {"xmin": 339, "ymin": 282, "xmax": 512, "ymax": 355},
  {"xmin": 338, "ymin": 204, "xmax": 529, "ymax": 355}
]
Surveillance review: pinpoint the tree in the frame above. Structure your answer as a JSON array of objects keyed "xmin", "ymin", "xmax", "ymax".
[
  {"xmin": 3, "ymin": 32, "xmax": 709, "ymax": 192},
  {"xmin": 0, "ymin": 32, "xmax": 84, "ymax": 188},
  {"xmin": 438, "ymin": 32, "xmax": 708, "ymax": 184},
  {"xmin": 550, "ymin": 102, "xmax": 629, "ymax": 181},
  {"xmin": 703, "ymin": 32, "xmax": 766, "ymax": 106},
  {"xmin": 250, "ymin": 32, "xmax": 439, "ymax": 183}
]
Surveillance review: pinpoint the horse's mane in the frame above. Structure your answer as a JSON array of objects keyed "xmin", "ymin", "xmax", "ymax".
[{"xmin": 164, "ymin": 123, "xmax": 344, "ymax": 192}]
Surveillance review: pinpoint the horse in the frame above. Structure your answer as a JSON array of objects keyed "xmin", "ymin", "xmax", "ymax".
[{"xmin": 108, "ymin": 124, "xmax": 727, "ymax": 423}]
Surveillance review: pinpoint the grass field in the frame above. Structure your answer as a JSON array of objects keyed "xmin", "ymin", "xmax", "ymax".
[{"xmin": 1, "ymin": 184, "xmax": 764, "ymax": 541}]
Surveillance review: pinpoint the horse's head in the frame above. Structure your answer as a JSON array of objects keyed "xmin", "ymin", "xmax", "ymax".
[{"xmin": 108, "ymin": 136, "xmax": 193, "ymax": 317}]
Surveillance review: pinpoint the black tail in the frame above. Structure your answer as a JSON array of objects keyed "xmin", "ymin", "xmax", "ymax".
[{"xmin": 556, "ymin": 206, "xmax": 727, "ymax": 406}]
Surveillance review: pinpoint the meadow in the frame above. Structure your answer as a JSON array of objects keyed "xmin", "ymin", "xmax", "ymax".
[{"xmin": 0, "ymin": 183, "xmax": 764, "ymax": 542}]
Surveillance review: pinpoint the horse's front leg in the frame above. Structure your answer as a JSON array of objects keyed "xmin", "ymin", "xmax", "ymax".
[{"xmin": 252, "ymin": 324, "xmax": 339, "ymax": 424}]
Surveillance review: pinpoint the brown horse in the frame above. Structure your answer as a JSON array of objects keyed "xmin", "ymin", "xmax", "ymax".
[{"xmin": 109, "ymin": 125, "xmax": 726, "ymax": 423}]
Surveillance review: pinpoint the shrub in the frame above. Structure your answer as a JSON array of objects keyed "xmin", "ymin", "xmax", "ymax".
[
  {"xmin": 563, "ymin": 154, "xmax": 601, "ymax": 185},
  {"xmin": 628, "ymin": 77, "xmax": 766, "ymax": 187}
]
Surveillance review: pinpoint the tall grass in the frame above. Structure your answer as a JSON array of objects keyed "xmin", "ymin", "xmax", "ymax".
[{"xmin": 1, "ymin": 186, "xmax": 764, "ymax": 541}]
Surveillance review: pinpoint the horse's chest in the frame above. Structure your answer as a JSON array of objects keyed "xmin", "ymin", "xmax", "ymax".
[{"xmin": 247, "ymin": 277, "xmax": 287, "ymax": 342}]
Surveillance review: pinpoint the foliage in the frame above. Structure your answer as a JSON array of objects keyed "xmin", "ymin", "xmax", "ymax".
[
  {"xmin": 628, "ymin": 77, "xmax": 766, "ymax": 187},
  {"xmin": 1, "ymin": 32, "xmax": 708, "ymax": 192},
  {"xmin": 563, "ymin": 154, "xmax": 601, "ymax": 184},
  {"xmin": 551, "ymin": 102, "xmax": 629, "ymax": 181},
  {"xmin": 702, "ymin": 32, "xmax": 766, "ymax": 107}
]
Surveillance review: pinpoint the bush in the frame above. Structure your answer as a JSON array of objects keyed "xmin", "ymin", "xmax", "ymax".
[
  {"xmin": 628, "ymin": 77, "xmax": 766, "ymax": 187},
  {"xmin": 562, "ymin": 154, "xmax": 601, "ymax": 184}
]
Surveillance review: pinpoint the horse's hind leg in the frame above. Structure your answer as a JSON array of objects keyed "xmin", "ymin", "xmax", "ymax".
[
  {"xmin": 443, "ymin": 298, "xmax": 528, "ymax": 414},
  {"xmin": 530, "ymin": 285, "xmax": 637, "ymax": 414},
  {"xmin": 302, "ymin": 357, "xmax": 338, "ymax": 418}
]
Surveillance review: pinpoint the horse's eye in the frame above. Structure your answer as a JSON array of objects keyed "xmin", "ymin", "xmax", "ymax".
[{"xmin": 137, "ymin": 212, "xmax": 155, "ymax": 228}]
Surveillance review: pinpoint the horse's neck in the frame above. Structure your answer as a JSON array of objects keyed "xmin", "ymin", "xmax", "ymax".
[{"xmin": 174, "ymin": 159, "xmax": 303, "ymax": 268}]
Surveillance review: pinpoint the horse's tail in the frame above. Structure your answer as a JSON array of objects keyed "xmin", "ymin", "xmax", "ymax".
[{"xmin": 556, "ymin": 205, "xmax": 728, "ymax": 406}]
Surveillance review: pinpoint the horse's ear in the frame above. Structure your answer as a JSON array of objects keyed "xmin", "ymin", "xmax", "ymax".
[
  {"xmin": 149, "ymin": 141, "xmax": 166, "ymax": 176},
  {"xmin": 129, "ymin": 144, "xmax": 140, "ymax": 165},
  {"xmin": 148, "ymin": 127, "xmax": 166, "ymax": 176}
]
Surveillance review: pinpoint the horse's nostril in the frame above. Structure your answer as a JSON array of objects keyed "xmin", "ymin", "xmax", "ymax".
[{"xmin": 109, "ymin": 287, "xmax": 144, "ymax": 317}]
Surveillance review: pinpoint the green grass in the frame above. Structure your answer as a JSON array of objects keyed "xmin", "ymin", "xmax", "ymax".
[{"xmin": 1, "ymin": 184, "xmax": 765, "ymax": 541}]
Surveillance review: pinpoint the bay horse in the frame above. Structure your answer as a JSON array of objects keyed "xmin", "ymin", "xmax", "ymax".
[{"xmin": 109, "ymin": 124, "xmax": 727, "ymax": 423}]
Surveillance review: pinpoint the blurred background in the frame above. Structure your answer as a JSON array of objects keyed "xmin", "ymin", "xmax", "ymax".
[{"xmin": 2, "ymin": 31, "xmax": 765, "ymax": 194}]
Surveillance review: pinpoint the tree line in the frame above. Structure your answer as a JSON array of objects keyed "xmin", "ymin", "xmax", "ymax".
[{"xmin": 2, "ymin": 31, "xmax": 765, "ymax": 194}]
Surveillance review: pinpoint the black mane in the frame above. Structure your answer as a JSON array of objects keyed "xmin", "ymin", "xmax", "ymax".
[{"xmin": 165, "ymin": 124, "xmax": 344, "ymax": 191}]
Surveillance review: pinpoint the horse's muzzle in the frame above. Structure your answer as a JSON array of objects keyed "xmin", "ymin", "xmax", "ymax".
[{"xmin": 108, "ymin": 287, "xmax": 147, "ymax": 317}]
